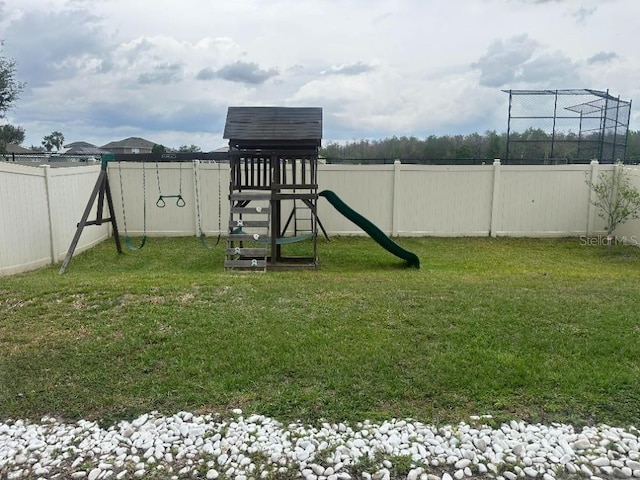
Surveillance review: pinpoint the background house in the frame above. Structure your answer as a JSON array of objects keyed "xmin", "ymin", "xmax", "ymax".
[
  {"xmin": 101, "ymin": 137, "xmax": 156, "ymax": 154},
  {"xmin": 63, "ymin": 142, "xmax": 111, "ymax": 156},
  {"xmin": 3, "ymin": 144, "xmax": 34, "ymax": 154}
]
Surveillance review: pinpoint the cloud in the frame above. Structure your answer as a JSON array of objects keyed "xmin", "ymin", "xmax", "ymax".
[
  {"xmin": 85, "ymin": 99, "xmax": 226, "ymax": 134},
  {"xmin": 587, "ymin": 51, "xmax": 619, "ymax": 65},
  {"xmin": 196, "ymin": 68, "xmax": 216, "ymax": 81},
  {"xmin": 572, "ymin": 6, "xmax": 597, "ymax": 23},
  {"xmin": 321, "ymin": 62, "xmax": 375, "ymax": 76},
  {"xmin": 207, "ymin": 61, "xmax": 278, "ymax": 85},
  {"xmin": 138, "ymin": 63, "xmax": 182, "ymax": 85},
  {"xmin": 520, "ymin": 51, "xmax": 578, "ymax": 85},
  {"xmin": 2, "ymin": 7, "xmax": 111, "ymax": 87},
  {"xmin": 472, "ymin": 34, "xmax": 538, "ymax": 87}
]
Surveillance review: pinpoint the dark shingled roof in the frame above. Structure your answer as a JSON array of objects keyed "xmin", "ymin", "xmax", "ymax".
[
  {"xmin": 63, "ymin": 142, "xmax": 110, "ymax": 155},
  {"xmin": 223, "ymin": 107, "xmax": 322, "ymax": 142},
  {"xmin": 101, "ymin": 137, "xmax": 156, "ymax": 149}
]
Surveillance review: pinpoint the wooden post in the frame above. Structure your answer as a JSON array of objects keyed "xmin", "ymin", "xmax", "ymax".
[{"xmin": 59, "ymin": 157, "xmax": 121, "ymax": 274}]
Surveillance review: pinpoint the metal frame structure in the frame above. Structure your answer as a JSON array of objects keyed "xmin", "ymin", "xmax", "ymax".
[{"xmin": 503, "ymin": 89, "xmax": 632, "ymax": 164}]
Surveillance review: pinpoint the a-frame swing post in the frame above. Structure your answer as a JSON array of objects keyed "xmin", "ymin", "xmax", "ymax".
[{"xmin": 59, "ymin": 155, "xmax": 121, "ymax": 274}]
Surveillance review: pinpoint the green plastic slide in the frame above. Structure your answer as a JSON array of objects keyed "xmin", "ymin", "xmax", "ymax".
[{"xmin": 320, "ymin": 190, "xmax": 420, "ymax": 268}]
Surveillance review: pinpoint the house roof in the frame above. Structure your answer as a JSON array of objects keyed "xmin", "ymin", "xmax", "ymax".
[
  {"xmin": 223, "ymin": 107, "xmax": 322, "ymax": 142},
  {"xmin": 101, "ymin": 137, "xmax": 157, "ymax": 150},
  {"xmin": 4, "ymin": 144, "xmax": 34, "ymax": 154},
  {"xmin": 63, "ymin": 141, "xmax": 110, "ymax": 155}
]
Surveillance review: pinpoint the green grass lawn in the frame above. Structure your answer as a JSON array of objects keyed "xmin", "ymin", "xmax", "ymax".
[{"xmin": 1, "ymin": 236, "xmax": 640, "ymax": 427}]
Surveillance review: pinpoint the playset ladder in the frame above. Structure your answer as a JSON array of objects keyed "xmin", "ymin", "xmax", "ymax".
[
  {"xmin": 293, "ymin": 199, "xmax": 313, "ymax": 237},
  {"xmin": 225, "ymin": 192, "xmax": 270, "ymax": 272}
]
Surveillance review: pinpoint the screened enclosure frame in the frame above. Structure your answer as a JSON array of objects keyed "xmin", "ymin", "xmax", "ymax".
[{"xmin": 503, "ymin": 89, "xmax": 632, "ymax": 164}]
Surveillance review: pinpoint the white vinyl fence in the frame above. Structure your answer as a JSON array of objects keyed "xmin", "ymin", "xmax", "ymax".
[
  {"xmin": 0, "ymin": 163, "xmax": 109, "ymax": 276},
  {"xmin": 2, "ymin": 160, "xmax": 639, "ymax": 276}
]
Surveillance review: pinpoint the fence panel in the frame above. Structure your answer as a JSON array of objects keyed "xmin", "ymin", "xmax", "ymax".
[
  {"xmin": 495, "ymin": 165, "xmax": 600, "ymax": 236},
  {"xmin": 0, "ymin": 164, "xmax": 52, "ymax": 275},
  {"xmin": 394, "ymin": 165, "xmax": 494, "ymax": 236},
  {"xmin": 317, "ymin": 164, "xmax": 395, "ymax": 234},
  {"xmin": 0, "ymin": 163, "xmax": 108, "ymax": 275}
]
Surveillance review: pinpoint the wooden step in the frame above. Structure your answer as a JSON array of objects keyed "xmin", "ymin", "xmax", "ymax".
[
  {"xmin": 231, "ymin": 206, "xmax": 270, "ymax": 214},
  {"xmin": 230, "ymin": 193, "xmax": 271, "ymax": 201},
  {"xmin": 225, "ymin": 247, "xmax": 267, "ymax": 256},
  {"xmin": 224, "ymin": 259, "xmax": 267, "ymax": 269},
  {"xmin": 228, "ymin": 233, "xmax": 268, "ymax": 242},
  {"xmin": 229, "ymin": 220, "xmax": 270, "ymax": 228}
]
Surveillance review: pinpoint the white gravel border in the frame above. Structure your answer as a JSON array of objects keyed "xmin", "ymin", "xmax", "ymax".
[{"xmin": 1, "ymin": 410, "xmax": 639, "ymax": 480}]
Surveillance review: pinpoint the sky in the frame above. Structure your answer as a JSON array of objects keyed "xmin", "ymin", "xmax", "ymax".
[{"xmin": 1, "ymin": 0, "xmax": 639, "ymax": 151}]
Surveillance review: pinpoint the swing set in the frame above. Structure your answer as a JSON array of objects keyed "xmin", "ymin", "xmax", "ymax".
[{"xmin": 59, "ymin": 152, "xmax": 226, "ymax": 273}]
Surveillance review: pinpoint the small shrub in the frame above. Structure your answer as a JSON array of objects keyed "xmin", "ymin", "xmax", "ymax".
[{"xmin": 586, "ymin": 163, "xmax": 640, "ymax": 237}]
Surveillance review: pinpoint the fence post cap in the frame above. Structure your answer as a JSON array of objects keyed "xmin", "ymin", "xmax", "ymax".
[{"xmin": 493, "ymin": 159, "xmax": 501, "ymax": 165}]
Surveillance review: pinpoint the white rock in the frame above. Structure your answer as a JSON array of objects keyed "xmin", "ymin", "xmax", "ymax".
[
  {"xmin": 473, "ymin": 438, "xmax": 487, "ymax": 451},
  {"xmin": 580, "ymin": 464, "xmax": 593, "ymax": 476},
  {"xmin": 132, "ymin": 414, "xmax": 148, "ymax": 428},
  {"xmin": 206, "ymin": 469, "xmax": 219, "ymax": 479},
  {"xmin": 614, "ymin": 467, "xmax": 633, "ymax": 478},
  {"xmin": 407, "ymin": 468, "xmax": 421, "ymax": 480},
  {"xmin": 503, "ymin": 471, "xmax": 517, "ymax": 480},
  {"xmin": 573, "ymin": 439, "xmax": 591, "ymax": 450},
  {"xmin": 88, "ymin": 468, "xmax": 102, "ymax": 480}
]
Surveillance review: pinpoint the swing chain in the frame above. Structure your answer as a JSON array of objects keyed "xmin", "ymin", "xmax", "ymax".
[
  {"xmin": 141, "ymin": 163, "xmax": 147, "ymax": 234},
  {"xmin": 194, "ymin": 160, "xmax": 204, "ymax": 236},
  {"xmin": 194, "ymin": 159, "xmax": 222, "ymax": 248},
  {"xmin": 118, "ymin": 161, "xmax": 129, "ymax": 234},
  {"xmin": 156, "ymin": 160, "xmax": 185, "ymax": 207},
  {"xmin": 118, "ymin": 161, "xmax": 147, "ymax": 250}
]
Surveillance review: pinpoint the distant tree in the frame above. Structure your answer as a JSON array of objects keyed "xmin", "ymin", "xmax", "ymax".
[
  {"xmin": 1, "ymin": 41, "xmax": 26, "ymax": 153},
  {"xmin": 0, "ymin": 123, "xmax": 25, "ymax": 152},
  {"xmin": 42, "ymin": 131, "xmax": 65, "ymax": 152},
  {"xmin": 152, "ymin": 144, "xmax": 166, "ymax": 154},
  {"xmin": 483, "ymin": 130, "xmax": 503, "ymax": 159},
  {"xmin": 626, "ymin": 130, "xmax": 640, "ymax": 161},
  {"xmin": 29, "ymin": 144, "xmax": 46, "ymax": 152},
  {"xmin": 0, "ymin": 41, "xmax": 25, "ymax": 119},
  {"xmin": 178, "ymin": 144, "xmax": 202, "ymax": 153}
]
